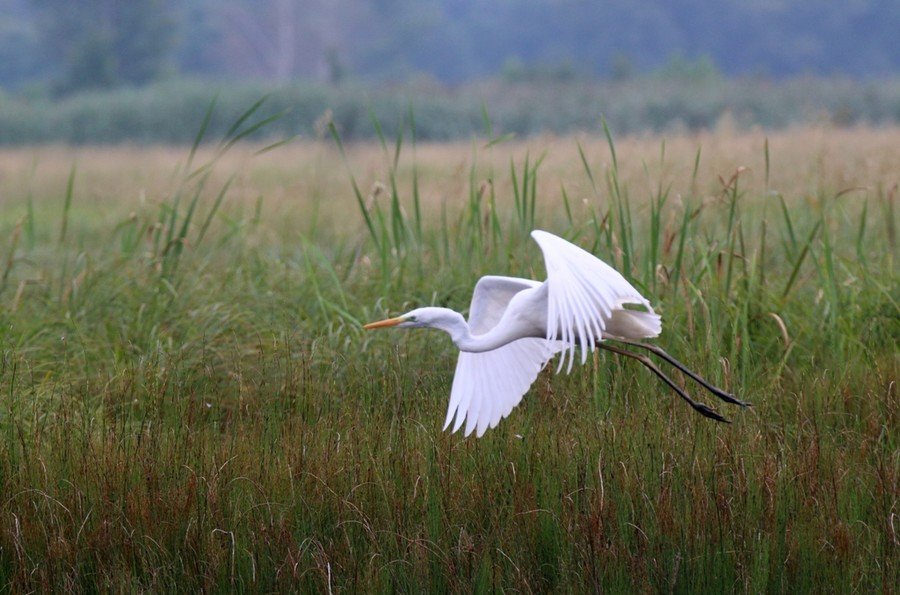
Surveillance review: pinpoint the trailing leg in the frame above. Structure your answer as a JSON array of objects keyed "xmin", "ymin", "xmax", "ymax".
[
  {"xmin": 597, "ymin": 342, "xmax": 729, "ymax": 423},
  {"xmin": 611, "ymin": 339, "xmax": 750, "ymax": 408}
]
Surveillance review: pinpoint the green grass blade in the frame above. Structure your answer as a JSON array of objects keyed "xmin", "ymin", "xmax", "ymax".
[
  {"xmin": 778, "ymin": 194, "xmax": 797, "ymax": 255},
  {"xmin": 58, "ymin": 165, "xmax": 76, "ymax": 246},
  {"xmin": 196, "ymin": 174, "xmax": 235, "ymax": 248},
  {"xmin": 855, "ymin": 198, "xmax": 868, "ymax": 267},
  {"xmin": 329, "ymin": 121, "xmax": 379, "ymax": 249},
  {"xmin": 187, "ymin": 95, "xmax": 217, "ymax": 172},
  {"xmin": 218, "ymin": 109, "xmax": 289, "ymax": 157},
  {"xmin": 408, "ymin": 104, "xmax": 422, "ymax": 241},
  {"xmin": 369, "ymin": 105, "xmax": 388, "ymax": 154},
  {"xmin": 560, "ymin": 184, "xmax": 574, "ymax": 228},
  {"xmin": 577, "ymin": 141, "xmax": 597, "ymax": 194},
  {"xmin": 781, "ymin": 219, "xmax": 822, "ymax": 301},
  {"xmin": 690, "ymin": 146, "xmax": 702, "ymax": 192},
  {"xmin": 223, "ymin": 94, "xmax": 270, "ymax": 142},
  {"xmin": 601, "ymin": 117, "xmax": 618, "ymax": 174},
  {"xmin": 1, "ymin": 218, "xmax": 23, "ymax": 296}
]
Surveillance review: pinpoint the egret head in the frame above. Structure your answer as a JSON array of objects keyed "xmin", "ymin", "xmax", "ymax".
[{"xmin": 363, "ymin": 307, "xmax": 464, "ymax": 331}]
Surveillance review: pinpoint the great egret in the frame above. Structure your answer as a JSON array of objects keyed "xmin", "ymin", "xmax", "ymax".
[{"xmin": 365, "ymin": 230, "xmax": 748, "ymax": 437}]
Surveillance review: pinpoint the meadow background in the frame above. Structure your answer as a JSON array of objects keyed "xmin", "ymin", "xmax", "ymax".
[
  {"xmin": 0, "ymin": 113, "xmax": 896, "ymax": 590},
  {"xmin": 0, "ymin": 0, "xmax": 898, "ymax": 591}
]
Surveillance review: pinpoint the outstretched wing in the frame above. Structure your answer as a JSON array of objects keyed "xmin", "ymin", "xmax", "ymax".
[
  {"xmin": 531, "ymin": 230, "xmax": 657, "ymax": 373},
  {"xmin": 445, "ymin": 338, "xmax": 557, "ymax": 437},
  {"xmin": 466, "ymin": 275, "xmax": 540, "ymax": 334},
  {"xmin": 443, "ymin": 275, "xmax": 557, "ymax": 437}
]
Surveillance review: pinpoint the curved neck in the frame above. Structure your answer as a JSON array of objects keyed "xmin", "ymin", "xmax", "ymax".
[
  {"xmin": 436, "ymin": 310, "xmax": 522, "ymax": 353},
  {"xmin": 454, "ymin": 329, "xmax": 507, "ymax": 353}
]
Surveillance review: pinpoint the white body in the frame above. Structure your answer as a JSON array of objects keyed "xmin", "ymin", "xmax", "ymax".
[{"xmin": 365, "ymin": 230, "xmax": 661, "ymax": 437}]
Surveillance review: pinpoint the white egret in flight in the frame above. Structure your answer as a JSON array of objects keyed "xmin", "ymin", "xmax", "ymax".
[{"xmin": 365, "ymin": 230, "xmax": 748, "ymax": 437}]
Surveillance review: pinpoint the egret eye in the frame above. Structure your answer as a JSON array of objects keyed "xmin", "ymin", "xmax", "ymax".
[{"xmin": 407, "ymin": 316, "xmax": 417, "ymax": 322}]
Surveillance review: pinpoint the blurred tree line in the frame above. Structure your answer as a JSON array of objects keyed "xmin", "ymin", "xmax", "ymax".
[{"xmin": 0, "ymin": 0, "xmax": 897, "ymax": 94}]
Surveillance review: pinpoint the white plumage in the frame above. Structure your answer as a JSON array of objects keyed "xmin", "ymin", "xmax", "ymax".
[{"xmin": 364, "ymin": 230, "xmax": 744, "ymax": 437}]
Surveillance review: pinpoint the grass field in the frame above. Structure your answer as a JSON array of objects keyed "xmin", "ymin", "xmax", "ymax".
[{"xmin": 0, "ymin": 120, "xmax": 897, "ymax": 591}]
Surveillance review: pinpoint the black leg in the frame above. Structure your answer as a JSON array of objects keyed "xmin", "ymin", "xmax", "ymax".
[
  {"xmin": 610, "ymin": 339, "xmax": 751, "ymax": 408},
  {"xmin": 597, "ymin": 343, "xmax": 730, "ymax": 423}
]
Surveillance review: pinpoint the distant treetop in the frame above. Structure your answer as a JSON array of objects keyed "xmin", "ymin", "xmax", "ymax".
[{"xmin": 0, "ymin": 0, "xmax": 897, "ymax": 92}]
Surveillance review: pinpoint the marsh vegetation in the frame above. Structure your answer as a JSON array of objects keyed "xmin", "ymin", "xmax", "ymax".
[{"xmin": 0, "ymin": 118, "xmax": 896, "ymax": 590}]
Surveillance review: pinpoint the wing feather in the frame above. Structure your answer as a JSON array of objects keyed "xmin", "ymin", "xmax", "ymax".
[
  {"xmin": 444, "ymin": 275, "xmax": 552, "ymax": 436},
  {"xmin": 442, "ymin": 233, "xmax": 659, "ymax": 438},
  {"xmin": 467, "ymin": 275, "xmax": 541, "ymax": 334},
  {"xmin": 444, "ymin": 338, "xmax": 557, "ymax": 437},
  {"xmin": 531, "ymin": 230, "xmax": 657, "ymax": 373}
]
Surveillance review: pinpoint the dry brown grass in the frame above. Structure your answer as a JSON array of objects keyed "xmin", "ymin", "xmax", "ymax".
[{"xmin": 2, "ymin": 124, "xmax": 896, "ymax": 229}]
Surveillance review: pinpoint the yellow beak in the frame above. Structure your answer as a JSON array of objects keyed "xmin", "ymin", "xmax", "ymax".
[{"xmin": 363, "ymin": 316, "xmax": 406, "ymax": 330}]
